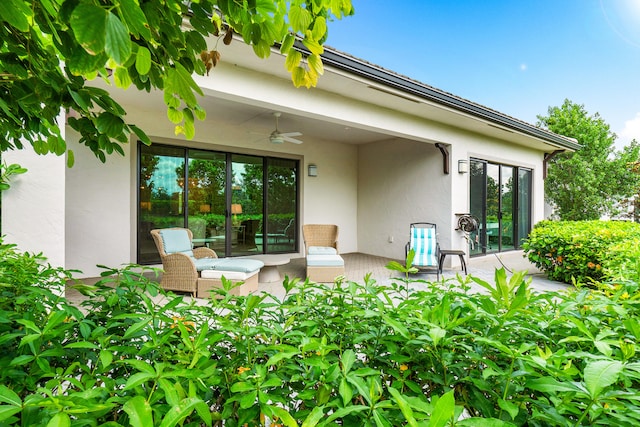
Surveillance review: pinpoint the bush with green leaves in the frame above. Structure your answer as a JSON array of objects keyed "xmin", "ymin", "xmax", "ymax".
[
  {"xmin": 2, "ymin": 240, "xmax": 640, "ymax": 426},
  {"xmin": 522, "ymin": 219, "xmax": 640, "ymax": 284}
]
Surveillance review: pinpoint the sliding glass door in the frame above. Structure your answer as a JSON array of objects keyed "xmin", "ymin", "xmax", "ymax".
[
  {"xmin": 137, "ymin": 143, "xmax": 298, "ymax": 264},
  {"xmin": 469, "ymin": 158, "xmax": 532, "ymax": 256}
]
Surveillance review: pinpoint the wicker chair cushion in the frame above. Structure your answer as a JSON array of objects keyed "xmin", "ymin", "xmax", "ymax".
[
  {"xmin": 308, "ymin": 246, "xmax": 338, "ymax": 255},
  {"xmin": 306, "ymin": 254, "xmax": 344, "ymax": 267},
  {"xmin": 194, "ymin": 257, "xmax": 264, "ymax": 273},
  {"xmin": 160, "ymin": 229, "xmax": 194, "ymax": 258}
]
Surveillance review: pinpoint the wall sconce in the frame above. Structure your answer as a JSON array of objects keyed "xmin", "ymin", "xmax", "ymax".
[
  {"xmin": 308, "ymin": 164, "xmax": 318, "ymax": 177},
  {"xmin": 458, "ymin": 159, "xmax": 469, "ymax": 174}
]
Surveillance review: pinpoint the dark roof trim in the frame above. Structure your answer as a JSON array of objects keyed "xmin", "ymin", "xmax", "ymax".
[{"xmin": 295, "ymin": 43, "xmax": 580, "ymax": 151}]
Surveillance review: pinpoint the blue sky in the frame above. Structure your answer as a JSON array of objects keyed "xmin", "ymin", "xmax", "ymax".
[{"xmin": 325, "ymin": 0, "xmax": 640, "ymax": 149}]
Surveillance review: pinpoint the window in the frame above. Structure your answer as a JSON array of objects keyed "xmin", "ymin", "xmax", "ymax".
[
  {"xmin": 469, "ymin": 159, "xmax": 532, "ymax": 255},
  {"xmin": 137, "ymin": 143, "xmax": 299, "ymax": 264}
]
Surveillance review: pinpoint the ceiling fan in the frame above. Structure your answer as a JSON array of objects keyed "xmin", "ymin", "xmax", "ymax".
[{"xmin": 267, "ymin": 112, "xmax": 303, "ymax": 144}]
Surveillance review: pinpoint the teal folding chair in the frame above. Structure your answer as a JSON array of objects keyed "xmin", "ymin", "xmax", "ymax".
[{"xmin": 405, "ymin": 222, "xmax": 440, "ymax": 280}]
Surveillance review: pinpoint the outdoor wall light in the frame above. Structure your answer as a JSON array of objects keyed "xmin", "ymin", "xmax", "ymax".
[
  {"xmin": 308, "ymin": 164, "xmax": 318, "ymax": 177},
  {"xmin": 458, "ymin": 159, "xmax": 469, "ymax": 174}
]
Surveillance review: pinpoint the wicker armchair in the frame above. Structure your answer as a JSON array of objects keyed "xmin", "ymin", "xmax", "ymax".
[
  {"xmin": 151, "ymin": 227, "xmax": 263, "ymax": 297},
  {"xmin": 302, "ymin": 224, "xmax": 344, "ymax": 282},
  {"xmin": 302, "ymin": 224, "xmax": 339, "ymax": 255},
  {"xmin": 151, "ymin": 228, "xmax": 218, "ymax": 295}
]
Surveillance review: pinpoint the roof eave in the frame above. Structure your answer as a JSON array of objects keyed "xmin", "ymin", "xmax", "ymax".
[{"xmin": 300, "ymin": 44, "xmax": 581, "ymax": 151}]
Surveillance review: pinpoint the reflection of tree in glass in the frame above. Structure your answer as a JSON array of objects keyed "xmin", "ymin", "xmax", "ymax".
[
  {"xmin": 268, "ymin": 165, "xmax": 296, "ymax": 214},
  {"xmin": 176, "ymin": 159, "xmax": 226, "ymax": 212},
  {"xmin": 502, "ymin": 175, "xmax": 514, "ymax": 222},
  {"xmin": 486, "ymin": 174, "xmax": 499, "ymax": 221},
  {"xmin": 241, "ymin": 164, "xmax": 264, "ymax": 215},
  {"xmin": 140, "ymin": 154, "xmax": 159, "ymax": 202}
]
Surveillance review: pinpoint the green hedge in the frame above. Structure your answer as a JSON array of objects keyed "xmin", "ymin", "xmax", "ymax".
[
  {"xmin": 3, "ymin": 241, "xmax": 640, "ymax": 425},
  {"xmin": 522, "ymin": 220, "xmax": 640, "ymax": 284}
]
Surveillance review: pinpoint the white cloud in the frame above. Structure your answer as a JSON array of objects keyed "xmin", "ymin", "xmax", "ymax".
[{"xmin": 618, "ymin": 112, "xmax": 640, "ymax": 145}]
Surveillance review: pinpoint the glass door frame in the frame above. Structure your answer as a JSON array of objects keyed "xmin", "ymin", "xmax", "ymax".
[
  {"xmin": 469, "ymin": 158, "xmax": 532, "ymax": 256},
  {"xmin": 137, "ymin": 142, "xmax": 300, "ymax": 264}
]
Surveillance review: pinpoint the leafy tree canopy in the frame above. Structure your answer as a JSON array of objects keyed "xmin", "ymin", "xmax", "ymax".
[
  {"xmin": 0, "ymin": 0, "xmax": 354, "ymax": 166},
  {"xmin": 537, "ymin": 99, "xmax": 640, "ymax": 220}
]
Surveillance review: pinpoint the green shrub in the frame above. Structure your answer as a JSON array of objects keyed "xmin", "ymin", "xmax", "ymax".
[
  {"xmin": 522, "ymin": 220, "xmax": 640, "ymax": 284},
  {"xmin": 2, "ymin": 240, "xmax": 640, "ymax": 425}
]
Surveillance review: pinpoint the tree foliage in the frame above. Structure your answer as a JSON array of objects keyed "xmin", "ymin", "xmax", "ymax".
[
  {"xmin": 0, "ymin": 0, "xmax": 354, "ymax": 165},
  {"xmin": 537, "ymin": 99, "xmax": 640, "ymax": 220}
]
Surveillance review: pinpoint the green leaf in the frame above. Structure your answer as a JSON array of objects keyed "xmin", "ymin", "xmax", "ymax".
[
  {"xmin": 311, "ymin": 16, "xmax": 327, "ymax": 40},
  {"xmin": 457, "ymin": 418, "xmax": 517, "ymax": 426},
  {"xmin": 266, "ymin": 350, "xmax": 298, "ymax": 366},
  {"xmin": 99, "ymin": 349, "xmax": 113, "ymax": 368},
  {"xmin": 324, "ymin": 405, "xmax": 369, "ymax": 423},
  {"xmin": 96, "ymin": 112, "xmax": 125, "ymax": 138},
  {"xmin": 165, "ymin": 64, "xmax": 202, "ymax": 108},
  {"xmin": 130, "ymin": 125, "xmax": 151, "ymax": 145},
  {"xmin": 67, "ymin": 150, "xmax": 75, "ymax": 168},
  {"xmin": 265, "ymin": 405, "xmax": 297, "ymax": 427},
  {"xmin": 387, "ymin": 387, "xmax": 418, "ymax": 427},
  {"xmin": 284, "ymin": 50, "xmax": 302, "ymax": 72},
  {"xmin": 301, "ymin": 405, "xmax": 325, "ymax": 427},
  {"xmin": 68, "ymin": 47, "xmax": 107, "ymax": 76},
  {"xmin": 497, "ymin": 398, "xmax": 519, "ymax": 420},
  {"xmin": 230, "ymin": 381, "xmax": 254, "ymax": 393},
  {"xmin": 239, "ymin": 390, "xmax": 257, "ymax": 409},
  {"xmin": 158, "ymin": 397, "xmax": 207, "ymax": 427},
  {"xmin": 123, "ymin": 396, "xmax": 153, "ymax": 427},
  {"xmin": 428, "ymin": 390, "xmax": 455, "ymax": 427},
  {"xmin": 123, "ymin": 372, "xmax": 155, "ymax": 390},
  {"xmin": 525, "ymin": 377, "xmax": 583, "ymax": 394},
  {"xmin": 339, "ymin": 377, "xmax": 352, "ymax": 406},
  {"xmin": 584, "ymin": 360, "xmax": 622, "ymax": 399},
  {"xmin": 0, "ymin": 386, "xmax": 20, "ymax": 407},
  {"xmin": 64, "ymin": 341, "xmax": 99, "ymax": 350},
  {"xmin": 71, "ymin": 4, "xmax": 108, "ymax": 55},
  {"xmin": 117, "ymin": 0, "xmax": 151, "ymax": 39},
  {"xmin": 289, "ymin": 4, "xmax": 312, "ymax": 32},
  {"xmin": 280, "ymin": 33, "xmax": 295, "ymax": 55},
  {"xmin": 114, "ymin": 65, "xmax": 132, "ymax": 89},
  {"xmin": 307, "ymin": 53, "xmax": 324, "ymax": 76},
  {"xmin": 167, "ymin": 107, "xmax": 183, "ymax": 124},
  {"xmin": 0, "ymin": 406, "xmax": 22, "ymax": 422},
  {"xmin": 10, "ymin": 355, "xmax": 34, "ymax": 366},
  {"xmin": 0, "ymin": 0, "xmax": 33, "ymax": 32},
  {"xmin": 105, "ymin": 12, "xmax": 132, "ymax": 64},
  {"xmin": 47, "ymin": 412, "xmax": 71, "ymax": 427},
  {"xmin": 302, "ymin": 37, "xmax": 324, "ymax": 56},
  {"xmin": 341, "ymin": 349, "xmax": 356, "ymax": 374},
  {"xmin": 136, "ymin": 46, "xmax": 152, "ymax": 75}
]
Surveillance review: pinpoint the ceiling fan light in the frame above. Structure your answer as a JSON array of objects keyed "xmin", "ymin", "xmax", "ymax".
[{"xmin": 270, "ymin": 135, "xmax": 284, "ymax": 144}]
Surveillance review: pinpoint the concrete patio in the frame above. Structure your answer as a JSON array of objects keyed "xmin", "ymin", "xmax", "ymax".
[{"xmin": 65, "ymin": 250, "xmax": 568, "ymax": 304}]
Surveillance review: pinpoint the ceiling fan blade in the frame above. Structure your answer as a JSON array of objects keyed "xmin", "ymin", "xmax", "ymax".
[
  {"xmin": 282, "ymin": 135, "xmax": 303, "ymax": 144},
  {"xmin": 280, "ymin": 131, "xmax": 302, "ymax": 137}
]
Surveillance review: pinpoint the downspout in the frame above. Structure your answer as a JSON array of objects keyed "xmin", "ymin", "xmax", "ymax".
[{"xmin": 543, "ymin": 150, "xmax": 565, "ymax": 179}]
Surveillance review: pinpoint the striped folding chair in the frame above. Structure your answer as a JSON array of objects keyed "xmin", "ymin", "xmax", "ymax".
[{"xmin": 405, "ymin": 222, "xmax": 440, "ymax": 280}]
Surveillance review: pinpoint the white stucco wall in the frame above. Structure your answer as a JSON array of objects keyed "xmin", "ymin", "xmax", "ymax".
[
  {"xmin": 301, "ymin": 140, "xmax": 358, "ymax": 254},
  {"xmin": 357, "ymin": 128, "xmax": 546, "ymax": 264},
  {"xmin": 357, "ymin": 139, "xmax": 451, "ymax": 261},
  {"xmin": 2, "ymin": 147, "xmax": 66, "ymax": 268},
  {"xmin": 65, "ymin": 131, "xmax": 133, "ymax": 277}
]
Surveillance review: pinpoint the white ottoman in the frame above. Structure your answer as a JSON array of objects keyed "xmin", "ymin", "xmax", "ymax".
[
  {"xmin": 197, "ymin": 269, "xmax": 259, "ymax": 298},
  {"xmin": 306, "ymin": 254, "xmax": 345, "ymax": 283}
]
